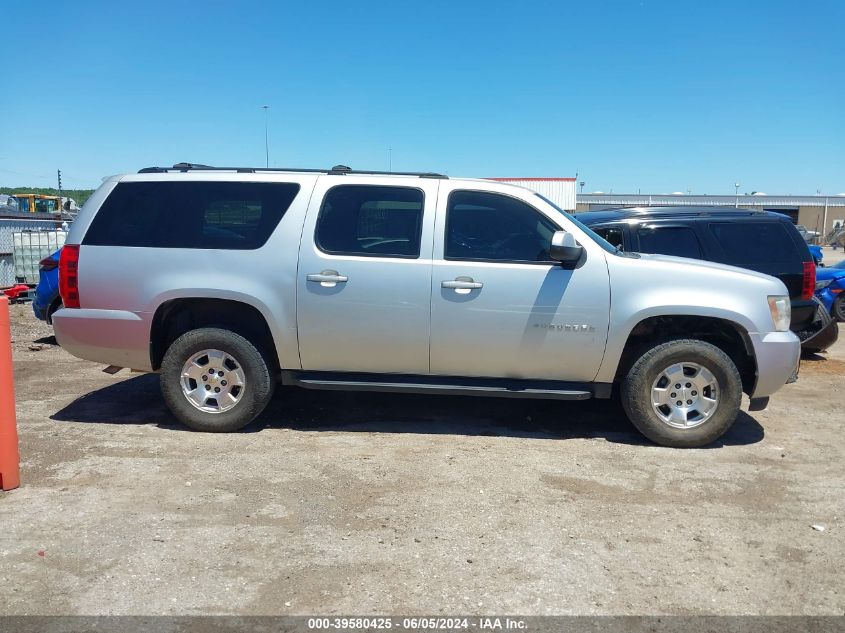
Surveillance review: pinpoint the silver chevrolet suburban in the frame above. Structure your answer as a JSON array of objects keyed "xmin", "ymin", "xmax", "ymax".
[{"xmin": 53, "ymin": 164, "xmax": 801, "ymax": 447}]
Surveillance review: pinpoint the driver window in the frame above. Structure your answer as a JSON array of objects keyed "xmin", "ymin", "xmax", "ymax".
[{"xmin": 445, "ymin": 190, "xmax": 558, "ymax": 262}]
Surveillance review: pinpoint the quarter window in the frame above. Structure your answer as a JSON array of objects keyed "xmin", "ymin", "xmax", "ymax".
[
  {"xmin": 445, "ymin": 191, "xmax": 558, "ymax": 262},
  {"xmin": 709, "ymin": 222, "xmax": 799, "ymax": 266},
  {"xmin": 315, "ymin": 185, "xmax": 424, "ymax": 258},
  {"xmin": 83, "ymin": 181, "xmax": 300, "ymax": 249}
]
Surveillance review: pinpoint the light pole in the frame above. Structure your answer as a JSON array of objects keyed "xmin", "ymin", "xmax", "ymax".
[
  {"xmin": 734, "ymin": 182, "xmax": 740, "ymax": 208},
  {"xmin": 261, "ymin": 105, "xmax": 270, "ymax": 168},
  {"xmin": 388, "ymin": 148, "xmax": 392, "ymax": 173}
]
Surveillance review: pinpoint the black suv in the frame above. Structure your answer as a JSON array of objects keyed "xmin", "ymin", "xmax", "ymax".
[{"xmin": 578, "ymin": 206, "xmax": 838, "ymax": 353}]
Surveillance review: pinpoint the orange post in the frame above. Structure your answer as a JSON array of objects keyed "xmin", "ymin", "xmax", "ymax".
[{"xmin": 0, "ymin": 296, "xmax": 20, "ymax": 491}]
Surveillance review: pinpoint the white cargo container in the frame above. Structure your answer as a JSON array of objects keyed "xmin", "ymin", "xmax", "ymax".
[{"xmin": 12, "ymin": 230, "xmax": 67, "ymax": 284}]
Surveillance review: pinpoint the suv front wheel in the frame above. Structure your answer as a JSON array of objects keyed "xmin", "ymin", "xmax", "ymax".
[
  {"xmin": 621, "ymin": 339, "xmax": 742, "ymax": 448},
  {"xmin": 160, "ymin": 328, "xmax": 275, "ymax": 432}
]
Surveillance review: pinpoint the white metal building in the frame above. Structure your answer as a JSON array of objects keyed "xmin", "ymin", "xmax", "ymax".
[{"xmin": 487, "ymin": 178, "xmax": 577, "ymax": 211}]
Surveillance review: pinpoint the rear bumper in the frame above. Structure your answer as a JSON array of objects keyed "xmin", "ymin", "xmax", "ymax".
[
  {"xmin": 749, "ymin": 331, "xmax": 801, "ymax": 398},
  {"xmin": 52, "ymin": 308, "xmax": 153, "ymax": 371}
]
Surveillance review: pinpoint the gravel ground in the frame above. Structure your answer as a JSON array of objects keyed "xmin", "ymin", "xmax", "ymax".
[{"xmin": 0, "ymin": 303, "xmax": 843, "ymax": 615}]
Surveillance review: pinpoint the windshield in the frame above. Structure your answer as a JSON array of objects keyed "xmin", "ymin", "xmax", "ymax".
[
  {"xmin": 535, "ymin": 194, "xmax": 619, "ymax": 254},
  {"xmin": 14, "ymin": 197, "xmax": 31, "ymax": 213}
]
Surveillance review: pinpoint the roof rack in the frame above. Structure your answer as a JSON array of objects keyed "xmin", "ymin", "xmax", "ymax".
[
  {"xmin": 610, "ymin": 206, "xmax": 766, "ymax": 217},
  {"xmin": 138, "ymin": 162, "xmax": 448, "ymax": 179}
]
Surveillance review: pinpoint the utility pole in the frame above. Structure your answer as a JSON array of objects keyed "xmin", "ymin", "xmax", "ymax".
[
  {"xmin": 57, "ymin": 169, "xmax": 63, "ymax": 209},
  {"xmin": 388, "ymin": 148, "xmax": 392, "ymax": 173},
  {"xmin": 261, "ymin": 105, "xmax": 270, "ymax": 168}
]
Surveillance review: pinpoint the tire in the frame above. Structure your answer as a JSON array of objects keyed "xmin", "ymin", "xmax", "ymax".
[
  {"xmin": 46, "ymin": 298, "xmax": 63, "ymax": 325},
  {"xmin": 621, "ymin": 338, "xmax": 742, "ymax": 448},
  {"xmin": 160, "ymin": 327, "xmax": 275, "ymax": 432},
  {"xmin": 833, "ymin": 295, "xmax": 845, "ymax": 323}
]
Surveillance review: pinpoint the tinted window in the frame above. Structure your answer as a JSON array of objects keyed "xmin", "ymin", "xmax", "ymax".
[
  {"xmin": 316, "ymin": 185, "xmax": 423, "ymax": 258},
  {"xmin": 84, "ymin": 181, "xmax": 300, "ymax": 249},
  {"xmin": 709, "ymin": 222, "xmax": 798, "ymax": 265},
  {"xmin": 535, "ymin": 194, "xmax": 618, "ymax": 254},
  {"xmin": 637, "ymin": 226, "xmax": 702, "ymax": 258},
  {"xmin": 446, "ymin": 191, "xmax": 558, "ymax": 262},
  {"xmin": 593, "ymin": 226, "xmax": 624, "ymax": 249}
]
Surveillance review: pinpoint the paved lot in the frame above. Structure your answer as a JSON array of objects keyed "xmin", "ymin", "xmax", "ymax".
[{"xmin": 1, "ymin": 304, "xmax": 843, "ymax": 615}]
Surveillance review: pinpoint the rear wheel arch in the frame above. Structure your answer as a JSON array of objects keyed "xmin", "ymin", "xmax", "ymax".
[{"xmin": 150, "ymin": 297, "xmax": 280, "ymax": 372}]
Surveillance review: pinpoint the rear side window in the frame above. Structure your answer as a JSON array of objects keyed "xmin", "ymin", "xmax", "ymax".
[
  {"xmin": 637, "ymin": 226, "xmax": 702, "ymax": 258},
  {"xmin": 83, "ymin": 181, "xmax": 300, "ymax": 249},
  {"xmin": 709, "ymin": 222, "xmax": 798, "ymax": 265},
  {"xmin": 315, "ymin": 185, "xmax": 424, "ymax": 258}
]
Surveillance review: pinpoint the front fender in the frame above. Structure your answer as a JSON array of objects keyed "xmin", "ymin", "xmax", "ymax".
[{"xmin": 594, "ymin": 305, "xmax": 755, "ymax": 384}]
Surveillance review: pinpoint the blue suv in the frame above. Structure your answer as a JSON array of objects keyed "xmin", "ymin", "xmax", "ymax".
[{"xmin": 32, "ymin": 248, "xmax": 63, "ymax": 323}]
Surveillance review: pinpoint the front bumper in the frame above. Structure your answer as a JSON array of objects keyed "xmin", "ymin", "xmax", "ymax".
[
  {"xmin": 749, "ymin": 330, "xmax": 801, "ymax": 398},
  {"xmin": 800, "ymin": 309, "xmax": 839, "ymax": 354}
]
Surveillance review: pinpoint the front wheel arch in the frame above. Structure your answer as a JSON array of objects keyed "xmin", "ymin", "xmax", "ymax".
[{"xmin": 611, "ymin": 314, "xmax": 756, "ymax": 395}]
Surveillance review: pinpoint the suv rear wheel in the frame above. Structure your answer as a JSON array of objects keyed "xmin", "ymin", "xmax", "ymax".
[
  {"xmin": 160, "ymin": 328, "xmax": 275, "ymax": 432},
  {"xmin": 621, "ymin": 339, "xmax": 742, "ymax": 447}
]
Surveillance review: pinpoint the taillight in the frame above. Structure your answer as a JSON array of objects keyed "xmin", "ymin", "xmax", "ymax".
[
  {"xmin": 801, "ymin": 261, "xmax": 816, "ymax": 301},
  {"xmin": 59, "ymin": 245, "xmax": 81, "ymax": 308},
  {"xmin": 39, "ymin": 257, "xmax": 58, "ymax": 271}
]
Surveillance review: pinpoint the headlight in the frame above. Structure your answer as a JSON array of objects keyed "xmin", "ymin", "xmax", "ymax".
[
  {"xmin": 815, "ymin": 279, "xmax": 832, "ymax": 290},
  {"xmin": 767, "ymin": 295, "xmax": 791, "ymax": 332}
]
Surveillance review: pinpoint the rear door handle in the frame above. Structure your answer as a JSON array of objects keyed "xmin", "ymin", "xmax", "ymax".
[
  {"xmin": 307, "ymin": 270, "xmax": 348, "ymax": 286},
  {"xmin": 441, "ymin": 277, "xmax": 483, "ymax": 290}
]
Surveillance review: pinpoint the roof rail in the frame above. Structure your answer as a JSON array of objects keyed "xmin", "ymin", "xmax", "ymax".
[
  {"xmin": 610, "ymin": 206, "xmax": 765, "ymax": 216},
  {"xmin": 138, "ymin": 163, "xmax": 448, "ymax": 179}
]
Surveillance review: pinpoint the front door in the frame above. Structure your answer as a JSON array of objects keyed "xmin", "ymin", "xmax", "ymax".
[
  {"xmin": 429, "ymin": 187, "xmax": 610, "ymax": 382},
  {"xmin": 296, "ymin": 176, "xmax": 439, "ymax": 374}
]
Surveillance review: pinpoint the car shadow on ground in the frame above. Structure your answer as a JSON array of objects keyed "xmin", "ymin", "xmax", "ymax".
[{"xmin": 50, "ymin": 374, "xmax": 765, "ymax": 447}]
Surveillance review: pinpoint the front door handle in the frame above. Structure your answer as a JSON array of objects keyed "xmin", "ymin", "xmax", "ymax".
[
  {"xmin": 441, "ymin": 277, "xmax": 483, "ymax": 290},
  {"xmin": 307, "ymin": 270, "xmax": 348, "ymax": 287}
]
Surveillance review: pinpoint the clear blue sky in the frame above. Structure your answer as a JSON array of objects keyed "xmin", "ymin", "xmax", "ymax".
[{"xmin": 2, "ymin": 0, "xmax": 843, "ymax": 194}]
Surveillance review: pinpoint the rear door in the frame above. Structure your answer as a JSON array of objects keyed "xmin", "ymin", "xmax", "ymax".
[
  {"xmin": 296, "ymin": 176, "xmax": 439, "ymax": 374},
  {"xmin": 634, "ymin": 224, "xmax": 705, "ymax": 259}
]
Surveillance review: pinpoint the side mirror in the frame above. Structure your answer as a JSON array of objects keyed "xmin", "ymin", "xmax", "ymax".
[{"xmin": 549, "ymin": 231, "xmax": 583, "ymax": 265}]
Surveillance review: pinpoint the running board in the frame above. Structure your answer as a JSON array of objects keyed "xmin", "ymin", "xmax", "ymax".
[{"xmin": 281, "ymin": 371, "xmax": 608, "ymax": 400}]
